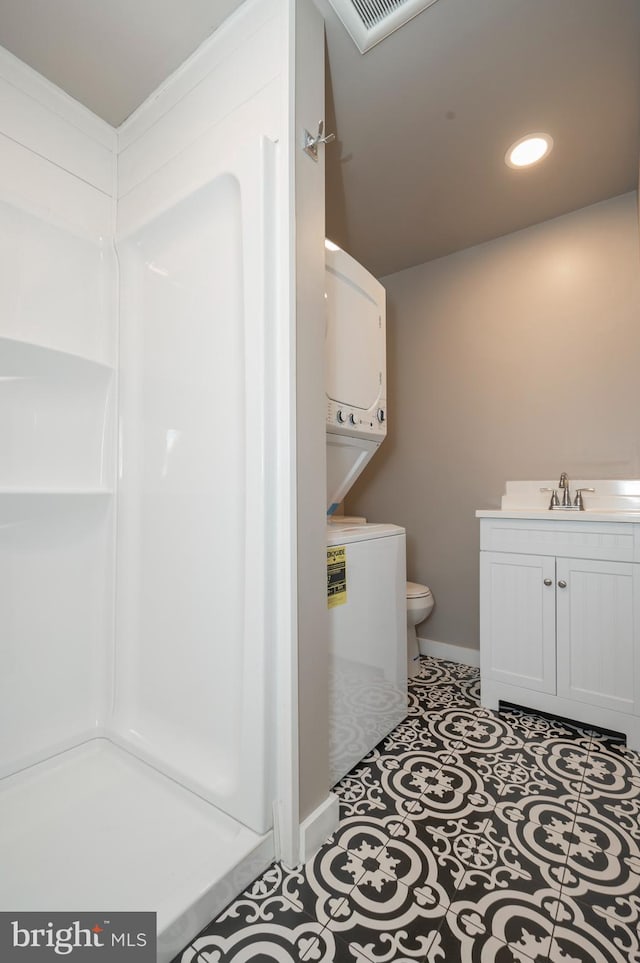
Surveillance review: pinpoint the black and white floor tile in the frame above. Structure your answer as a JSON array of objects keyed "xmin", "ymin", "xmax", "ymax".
[{"xmin": 174, "ymin": 657, "xmax": 640, "ymax": 963}]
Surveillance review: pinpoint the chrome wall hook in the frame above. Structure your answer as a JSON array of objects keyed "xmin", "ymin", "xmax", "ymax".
[{"xmin": 303, "ymin": 120, "xmax": 335, "ymax": 161}]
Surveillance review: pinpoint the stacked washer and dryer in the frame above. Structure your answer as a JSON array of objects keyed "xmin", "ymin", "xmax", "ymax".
[{"xmin": 324, "ymin": 243, "xmax": 433, "ymax": 785}]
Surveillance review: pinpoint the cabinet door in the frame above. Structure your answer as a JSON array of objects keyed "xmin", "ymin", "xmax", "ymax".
[
  {"xmin": 556, "ymin": 558, "xmax": 640, "ymax": 715},
  {"xmin": 480, "ymin": 552, "xmax": 556, "ymax": 694}
]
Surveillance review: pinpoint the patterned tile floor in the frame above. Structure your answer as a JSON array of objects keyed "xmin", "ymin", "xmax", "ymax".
[{"xmin": 174, "ymin": 657, "xmax": 640, "ymax": 962}]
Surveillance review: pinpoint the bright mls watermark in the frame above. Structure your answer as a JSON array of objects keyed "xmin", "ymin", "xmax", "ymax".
[{"xmin": 0, "ymin": 913, "xmax": 156, "ymax": 960}]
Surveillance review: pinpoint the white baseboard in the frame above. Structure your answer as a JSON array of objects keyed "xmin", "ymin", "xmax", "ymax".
[
  {"xmin": 417, "ymin": 637, "xmax": 480, "ymax": 669},
  {"xmin": 298, "ymin": 792, "xmax": 340, "ymax": 864}
]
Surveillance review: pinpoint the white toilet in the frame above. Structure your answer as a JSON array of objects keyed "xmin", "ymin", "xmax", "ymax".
[{"xmin": 406, "ymin": 581, "xmax": 434, "ymax": 678}]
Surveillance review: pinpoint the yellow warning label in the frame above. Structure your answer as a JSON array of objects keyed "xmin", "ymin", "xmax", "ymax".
[{"xmin": 327, "ymin": 545, "xmax": 347, "ymax": 608}]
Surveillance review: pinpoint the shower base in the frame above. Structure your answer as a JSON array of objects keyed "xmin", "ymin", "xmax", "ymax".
[{"xmin": 0, "ymin": 738, "xmax": 274, "ymax": 961}]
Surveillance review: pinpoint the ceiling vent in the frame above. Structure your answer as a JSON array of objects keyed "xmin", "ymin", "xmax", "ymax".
[{"xmin": 328, "ymin": 0, "xmax": 441, "ymax": 53}]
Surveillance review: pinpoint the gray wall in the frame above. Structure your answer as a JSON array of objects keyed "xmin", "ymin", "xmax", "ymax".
[{"xmin": 347, "ymin": 192, "xmax": 640, "ymax": 652}]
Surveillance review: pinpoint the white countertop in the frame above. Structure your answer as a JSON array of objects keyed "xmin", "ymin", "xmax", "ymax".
[{"xmin": 476, "ymin": 508, "xmax": 640, "ymax": 523}]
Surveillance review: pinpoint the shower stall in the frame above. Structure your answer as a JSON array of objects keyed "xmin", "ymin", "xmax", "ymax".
[{"xmin": 0, "ymin": 1, "xmax": 325, "ymax": 958}]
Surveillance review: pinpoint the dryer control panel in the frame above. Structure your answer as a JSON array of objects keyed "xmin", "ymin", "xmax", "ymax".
[{"xmin": 326, "ymin": 397, "xmax": 386, "ymax": 442}]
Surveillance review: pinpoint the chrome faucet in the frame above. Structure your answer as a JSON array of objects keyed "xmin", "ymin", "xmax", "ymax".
[{"xmin": 540, "ymin": 473, "xmax": 596, "ymax": 510}]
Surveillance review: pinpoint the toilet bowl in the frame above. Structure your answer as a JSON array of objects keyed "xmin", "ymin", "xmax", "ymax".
[{"xmin": 406, "ymin": 581, "xmax": 434, "ymax": 678}]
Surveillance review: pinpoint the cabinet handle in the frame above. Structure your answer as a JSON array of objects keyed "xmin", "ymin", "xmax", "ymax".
[
  {"xmin": 558, "ymin": 580, "xmax": 567, "ymax": 589},
  {"xmin": 543, "ymin": 578, "xmax": 552, "ymax": 586}
]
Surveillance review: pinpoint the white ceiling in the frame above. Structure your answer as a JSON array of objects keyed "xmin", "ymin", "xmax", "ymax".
[
  {"xmin": 0, "ymin": 0, "xmax": 638, "ymax": 277},
  {"xmin": 0, "ymin": 0, "xmax": 243, "ymax": 126}
]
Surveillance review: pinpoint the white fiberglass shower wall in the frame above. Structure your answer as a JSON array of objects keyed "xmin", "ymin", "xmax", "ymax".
[
  {"xmin": 0, "ymin": 1, "xmax": 308, "ymax": 958},
  {"xmin": 0, "ymin": 60, "xmax": 116, "ymax": 778},
  {"xmin": 114, "ymin": 32, "xmax": 280, "ymax": 836}
]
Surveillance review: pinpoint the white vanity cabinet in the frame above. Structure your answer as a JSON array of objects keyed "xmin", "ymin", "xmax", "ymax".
[
  {"xmin": 478, "ymin": 515, "xmax": 640, "ymax": 749},
  {"xmin": 480, "ymin": 551, "xmax": 557, "ymax": 695}
]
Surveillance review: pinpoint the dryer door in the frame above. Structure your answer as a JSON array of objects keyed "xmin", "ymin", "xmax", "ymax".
[{"xmin": 325, "ymin": 246, "xmax": 386, "ymax": 420}]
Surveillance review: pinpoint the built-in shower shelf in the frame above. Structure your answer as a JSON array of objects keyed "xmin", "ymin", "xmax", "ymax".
[
  {"xmin": 0, "ymin": 335, "xmax": 113, "ymax": 374},
  {"xmin": 0, "ymin": 488, "xmax": 113, "ymax": 495},
  {"xmin": 0, "ymin": 335, "xmax": 115, "ymax": 491},
  {"xmin": 0, "ymin": 490, "xmax": 113, "ymax": 526}
]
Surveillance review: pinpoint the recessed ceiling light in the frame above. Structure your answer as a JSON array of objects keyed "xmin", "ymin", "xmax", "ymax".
[{"xmin": 505, "ymin": 133, "xmax": 553, "ymax": 169}]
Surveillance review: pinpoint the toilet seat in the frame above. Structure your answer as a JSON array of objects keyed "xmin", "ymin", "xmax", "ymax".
[{"xmin": 407, "ymin": 581, "xmax": 432, "ymax": 600}]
